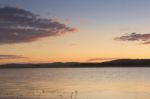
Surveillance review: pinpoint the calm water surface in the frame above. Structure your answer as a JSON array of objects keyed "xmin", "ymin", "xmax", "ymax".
[{"xmin": 0, "ymin": 67, "xmax": 150, "ymax": 99}]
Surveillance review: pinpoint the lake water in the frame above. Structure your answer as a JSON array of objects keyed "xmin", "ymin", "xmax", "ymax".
[{"xmin": 0, "ymin": 68, "xmax": 150, "ymax": 99}]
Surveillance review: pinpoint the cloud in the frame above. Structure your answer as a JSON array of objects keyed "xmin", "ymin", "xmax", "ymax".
[
  {"xmin": 114, "ymin": 32, "xmax": 150, "ymax": 44},
  {"xmin": 0, "ymin": 6, "xmax": 76, "ymax": 44},
  {"xmin": 0, "ymin": 55, "xmax": 28, "ymax": 60},
  {"xmin": 70, "ymin": 43, "xmax": 77, "ymax": 46},
  {"xmin": 87, "ymin": 58, "xmax": 116, "ymax": 62}
]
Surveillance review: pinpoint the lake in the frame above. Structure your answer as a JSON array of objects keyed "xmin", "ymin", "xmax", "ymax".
[{"xmin": 0, "ymin": 68, "xmax": 150, "ymax": 99}]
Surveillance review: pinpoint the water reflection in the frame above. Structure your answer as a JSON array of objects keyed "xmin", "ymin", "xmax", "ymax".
[{"xmin": 0, "ymin": 68, "xmax": 150, "ymax": 99}]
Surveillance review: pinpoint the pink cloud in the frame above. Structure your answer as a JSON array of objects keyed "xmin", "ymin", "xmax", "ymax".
[{"xmin": 87, "ymin": 58, "xmax": 116, "ymax": 62}]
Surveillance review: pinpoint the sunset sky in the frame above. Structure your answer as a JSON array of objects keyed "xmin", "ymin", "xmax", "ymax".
[{"xmin": 1, "ymin": 0, "xmax": 150, "ymax": 64}]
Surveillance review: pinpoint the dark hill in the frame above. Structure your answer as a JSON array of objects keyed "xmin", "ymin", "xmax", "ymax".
[{"xmin": 80, "ymin": 59, "xmax": 150, "ymax": 67}]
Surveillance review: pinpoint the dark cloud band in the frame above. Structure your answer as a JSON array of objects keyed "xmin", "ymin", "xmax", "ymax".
[
  {"xmin": 0, "ymin": 55, "xmax": 28, "ymax": 60},
  {"xmin": 114, "ymin": 32, "xmax": 150, "ymax": 44},
  {"xmin": 0, "ymin": 6, "xmax": 76, "ymax": 44}
]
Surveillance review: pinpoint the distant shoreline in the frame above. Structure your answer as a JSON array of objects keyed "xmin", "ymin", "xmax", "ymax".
[{"xmin": 1, "ymin": 59, "xmax": 150, "ymax": 68}]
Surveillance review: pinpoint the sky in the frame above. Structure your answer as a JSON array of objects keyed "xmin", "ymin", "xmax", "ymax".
[{"xmin": 1, "ymin": 0, "xmax": 150, "ymax": 64}]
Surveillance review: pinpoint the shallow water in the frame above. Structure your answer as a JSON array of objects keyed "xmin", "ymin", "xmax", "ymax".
[{"xmin": 0, "ymin": 67, "xmax": 150, "ymax": 99}]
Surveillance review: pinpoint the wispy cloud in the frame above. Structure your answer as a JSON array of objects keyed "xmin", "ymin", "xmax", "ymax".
[
  {"xmin": 87, "ymin": 58, "xmax": 116, "ymax": 62},
  {"xmin": 70, "ymin": 43, "xmax": 78, "ymax": 46},
  {"xmin": 0, "ymin": 6, "xmax": 76, "ymax": 44},
  {"xmin": 114, "ymin": 32, "xmax": 150, "ymax": 44},
  {"xmin": 0, "ymin": 55, "xmax": 28, "ymax": 60}
]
